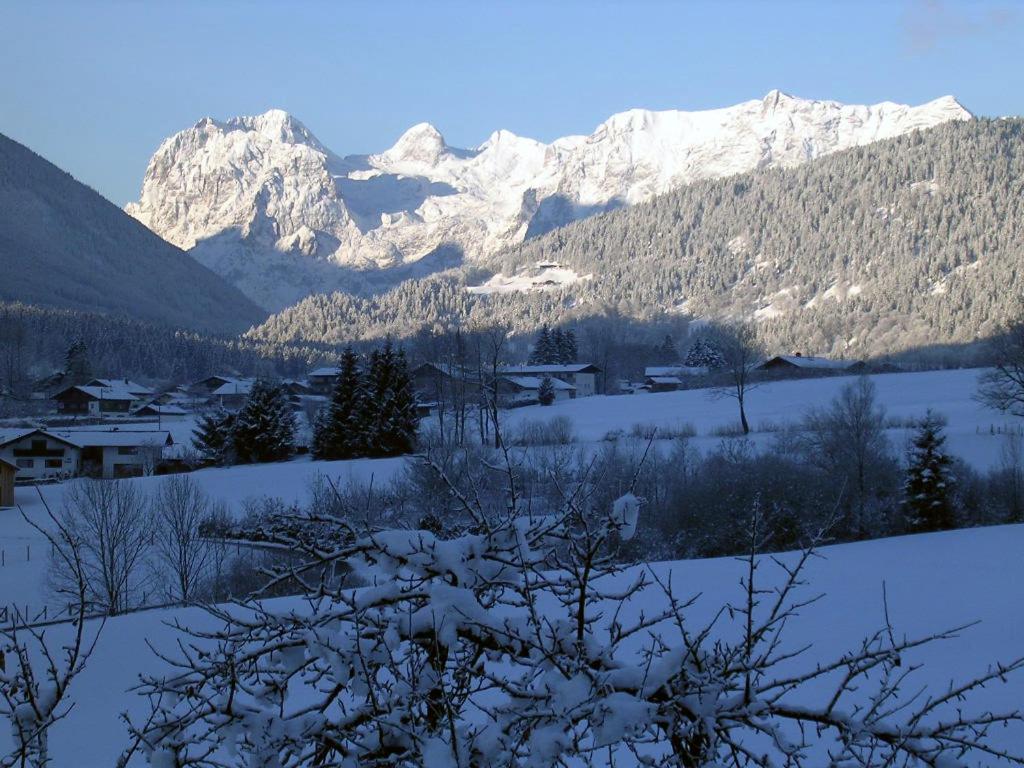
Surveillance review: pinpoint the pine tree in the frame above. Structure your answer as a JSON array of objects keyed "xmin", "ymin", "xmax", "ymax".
[
  {"xmin": 64, "ymin": 339, "xmax": 92, "ymax": 384},
  {"xmin": 903, "ymin": 410, "xmax": 955, "ymax": 532},
  {"xmin": 529, "ymin": 325, "xmax": 553, "ymax": 365},
  {"xmin": 313, "ymin": 347, "xmax": 364, "ymax": 460},
  {"xmin": 538, "ymin": 376, "xmax": 556, "ymax": 406},
  {"xmin": 192, "ymin": 409, "xmax": 235, "ymax": 465},
  {"xmin": 550, "ymin": 329, "xmax": 566, "ymax": 363},
  {"xmin": 656, "ymin": 334, "xmax": 679, "ymax": 365},
  {"xmin": 231, "ymin": 380, "xmax": 296, "ymax": 464},
  {"xmin": 562, "ymin": 328, "xmax": 578, "ymax": 363},
  {"xmin": 684, "ymin": 338, "xmax": 726, "ymax": 369},
  {"xmin": 363, "ymin": 340, "xmax": 419, "ymax": 457}
]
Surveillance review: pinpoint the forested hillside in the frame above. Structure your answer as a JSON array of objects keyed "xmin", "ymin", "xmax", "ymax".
[
  {"xmin": 0, "ymin": 133, "xmax": 267, "ymax": 334},
  {"xmin": 250, "ymin": 119, "xmax": 1024, "ymax": 357}
]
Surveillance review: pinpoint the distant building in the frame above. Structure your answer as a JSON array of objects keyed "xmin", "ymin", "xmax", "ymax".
[
  {"xmin": 0, "ymin": 457, "xmax": 17, "ymax": 507},
  {"xmin": 52, "ymin": 385, "xmax": 138, "ymax": 416},
  {"xmin": 307, "ymin": 367, "xmax": 342, "ymax": 395},
  {"xmin": 496, "ymin": 375, "xmax": 575, "ymax": 406},
  {"xmin": 642, "ymin": 366, "xmax": 709, "ymax": 392},
  {"xmin": 498, "ymin": 364, "xmax": 601, "ymax": 398},
  {"xmin": 0, "ymin": 429, "xmax": 81, "ymax": 481},
  {"xmin": 85, "ymin": 378, "xmax": 155, "ymax": 399},
  {"xmin": 59, "ymin": 430, "xmax": 173, "ymax": 479},
  {"xmin": 0, "ymin": 428, "xmax": 174, "ymax": 480},
  {"xmin": 134, "ymin": 403, "xmax": 188, "ymax": 418},
  {"xmin": 410, "ymin": 363, "xmax": 483, "ymax": 409},
  {"xmin": 758, "ymin": 355, "xmax": 865, "ymax": 375}
]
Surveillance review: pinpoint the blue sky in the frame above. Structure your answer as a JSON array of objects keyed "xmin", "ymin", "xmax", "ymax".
[{"xmin": 1, "ymin": 0, "xmax": 1021, "ymax": 205}]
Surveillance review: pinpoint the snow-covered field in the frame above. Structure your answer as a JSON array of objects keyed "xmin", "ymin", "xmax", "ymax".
[
  {"xmin": 6, "ymin": 522, "xmax": 1023, "ymax": 765},
  {"xmin": 503, "ymin": 367, "xmax": 1017, "ymax": 469}
]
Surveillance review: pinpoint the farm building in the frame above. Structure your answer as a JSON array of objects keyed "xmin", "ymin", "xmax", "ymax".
[
  {"xmin": 307, "ymin": 367, "xmax": 342, "ymax": 395},
  {"xmin": 496, "ymin": 375, "xmax": 575, "ymax": 406},
  {"xmin": 56, "ymin": 430, "xmax": 173, "ymax": 478},
  {"xmin": 0, "ymin": 456, "xmax": 16, "ymax": 507},
  {"xmin": 642, "ymin": 366, "xmax": 710, "ymax": 392},
  {"xmin": 498, "ymin": 364, "xmax": 601, "ymax": 397},
  {"xmin": 52, "ymin": 385, "xmax": 138, "ymax": 415},
  {"xmin": 758, "ymin": 355, "xmax": 866, "ymax": 375}
]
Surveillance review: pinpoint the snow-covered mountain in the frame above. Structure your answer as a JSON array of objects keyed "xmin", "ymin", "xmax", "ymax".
[{"xmin": 127, "ymin": 92, "xmax": 972, "ymax": 311}]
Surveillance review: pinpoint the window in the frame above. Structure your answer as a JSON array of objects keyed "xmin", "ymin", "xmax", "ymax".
[
  {"xmin": 16, "ymin": 459, "xmax": 33, "ymax": 468},
  {"xmin": 30, "ymin": 440, "xmax": 46, "ymax": 451},
  {"xmin": 117, "ymin": 446, "xmax": 138, "ymax": 456},
  {"xmin": 45, "ymin": 459, "xmax": 62, "ymax": 469}
]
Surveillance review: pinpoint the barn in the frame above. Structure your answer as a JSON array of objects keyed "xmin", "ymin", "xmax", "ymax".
[{"xmin": 0, "ymin": 456, "xmax": 16, "ymax": 507}]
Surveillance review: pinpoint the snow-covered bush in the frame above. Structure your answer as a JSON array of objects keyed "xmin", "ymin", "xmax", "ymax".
[{"xmin": 127, "ymin": 457, "xmax": 1024, "ymax": 767}]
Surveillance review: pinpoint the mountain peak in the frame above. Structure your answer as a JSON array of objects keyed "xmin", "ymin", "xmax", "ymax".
[
  {"xmin": 380, "ymin": 122, "xmax": 448, "ymax": 165},
  {"xmin": 219, "ymin": 109, "xmax": 325, "ymax": 149}
]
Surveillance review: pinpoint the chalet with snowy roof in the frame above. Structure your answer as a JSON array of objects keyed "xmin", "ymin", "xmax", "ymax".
[
  {"xmin": 496, "ymin": 375, "xmax": 575, "ymax": 406},
  {"xmin": 134, "ymin": 402, "xmax": 188, "ymax": 418},
  {"xmin": 307, "ymin": 367, "xmax": 342, "ymax": 395},
  {"xmin": 0, "ymin": 429, "xmax": 81, "ymax": 481},
  {"xmin": 411, "ymin": 363, "xmax": 483, "ymax": 404},
  {"xmin": 758, "ymin": 354, "xmax": 865, "ymax": 376},
  {"xmin": 56, "ymin": 429, "xmax": 173, "ymax": 478},
  {"xmin": 498, "ymin": 364, "xmax": 601, "ymax": 397},
  {"xmin": 642, "ymin": 366, "xmax": 710, "ymax": 393},
  {"xmin": 189, "ymin": 376, "xmax": 255, "ymax": 410},
  {"xmin": 85, "ymin": 378, "xmax": 154, "ymax": 398},
  {"xmin": 52, "ymin": 385, "xmax": 138, "ymax": 416}
]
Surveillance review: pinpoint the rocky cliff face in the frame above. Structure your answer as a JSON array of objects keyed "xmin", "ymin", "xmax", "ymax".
[{"xmin": 126, "ymin": 92, "xmax": 971, "ymax": 311}]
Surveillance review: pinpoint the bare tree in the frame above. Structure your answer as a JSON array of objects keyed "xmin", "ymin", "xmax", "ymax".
[
  {"xmin": 150, "ymin": 476, "xmax": 212, "ymax": 604},
  {"xmin": 978, "ymin": 321, "xmax": 1024, "ymax": 417},
  {"xmin": 712, "ymin": 321, "xmax": 764, "ymax": 434},
  {"xmin": 50, "ymin": 480, "xmax": 151, "ymax": 616},
  {"xmin": 1, "ymin": 494, "xmax": 103, "ymax": 768}
]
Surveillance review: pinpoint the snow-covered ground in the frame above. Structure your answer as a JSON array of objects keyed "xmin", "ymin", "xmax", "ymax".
[
  {"xmin": 6, "ymin": 522, "xmax": 1023, "ymax": 765},
  {"xmin": 0, "ymin": 455, "xmax": 408, "ymax": 617},
  {"xmin": 502, "ymin": 367, "xmax": 1018, "ymax": 470}
]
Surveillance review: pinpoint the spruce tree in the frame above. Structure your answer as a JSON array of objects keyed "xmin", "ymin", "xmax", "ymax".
[
  {"xmin": 314, "ymin": 347, "xmax": 364, "ymax": 460},
  {"xmin": 192, "ymin": 409, "xmax": 235, "ymax": 465},
  {"xmin": 903, "ymin": 410, "xmax": 955, "ymax": 532},
  {"xmin": 231, "ymin": 380, "xmax": 296, "ymax": 464},
  {"xmin": 562, "ymin": 328, "xmax": 578, "ymax": 363},
  {"xmin": 363, "ymin": 340, "xmax": 419, "ymax": 457},
  {"xmin": 550, "ymin": 329, "xmax": 566, "ymax": 363},
  {"xmin": 656, "ymin": 334, "xmax": 679, "ymax": 365},
  {"xmin": 64, "ymin": 339, "xmax": 92, "ymax": 384},
  {"xmin": 529, "ymin": 325, "xmax": 553, "ymax": 365},
  {"xmin": 538, "ymin": 376, "xmax": 556, "ymax": 406},
  {"xmin": 684, "ymin": 338, "xmax": 726, "ymax": 369}
]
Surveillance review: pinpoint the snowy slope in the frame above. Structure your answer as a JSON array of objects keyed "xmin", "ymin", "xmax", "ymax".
[
  {"xmin": 126, "ymin": 93, "xmax": 971, "ymax": 310},
  {"xmin": 7, "ymin": 523, "xmax": 1024, "ymax": 764},
  {"xmin": 0, "ymin": 133, "xmax": 266, "ymax": 334}
]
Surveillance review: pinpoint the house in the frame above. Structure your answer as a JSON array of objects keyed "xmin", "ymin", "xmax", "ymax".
[
  {"xmin": 85, "ymin": 378, "xmax": 154, "ymax": 399},
  {"xmin": 52, "ymin": 385, "xmax": 138, "ymax": 416},
  {"xmin": 411, "ymin": 363, "xmax": 483, "ymax": 409},
  {"xmin": 642, "ymin": 366, "xmax": 710, "ymax": 392},
  {"xmin": 0, "ymin": 429, "xmax": 81, "ymax": 481},
  {"xmin": 55, "ymin": 430, "xmax": 173, "ymax": 479},
  {"xmin": 189, "ymin": 376, "xmax": 255, "ymax": 410},
  {"xmin": 758, "ymin": 355, "xmax": 866, "ymax": 375},
  {"xmin": 496, "ymin": 375, "xmax": 575, "ymax": 407},
  {"xmin": 307, "ymin": 367, "xmax": 342, "ymax": 395},
  {"xmin": 134, "ymin": 402, "xmax": 188, "ymax": 418},
  {"xmin": 497, "ymin": 364, "xmax": 601, "ymax": 398},
  {"xmin": 190, "ymin": 375, "xmax": 251, "ymax": 395},
  {"xmin": 0, "ymin": 457, "xmax": 16, "ymax": 507}
]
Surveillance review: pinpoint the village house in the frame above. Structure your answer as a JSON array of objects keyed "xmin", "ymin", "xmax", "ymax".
[
  {"xmin": 642, "ymin": 365, "xmax": 710, "ymax": 393},
  {"xmin": 496, "ymin": 375, "xmax": 575, "ymax": 407},
  {"xmin": 410, "ymin": 362, "xmax": 483, "ymax": 409},
  {"xmin": 0, "ymin": 429, "xmax": 81, "ymax": 481},
  {"xmin": 498, "ymin": 364, "xmax": 601, "ymax": 397},
  {"xmin": 57, "ymin": 430, "xmax": 173, "ymax": 478},
  {"xmin": 0, "ymin": 456, "xmax": 17, "ymax": 507},
  {"xmin": 758, "ymin": 354, "xmax": 866, "ymax": 376},
  {"xmin": 189, "ymin": 376, "xmax": 256, "ymax": 410},
  {"xmin": 52, "ymin": 385, "xmax": 138, "ymax": 416},
  {"xmin": 85, "ymin": 378, "xmax": 155, "ymax": 399},
  {"xmin": 307, "ymin": 366, "xmax": 342, "ymax": 395}
]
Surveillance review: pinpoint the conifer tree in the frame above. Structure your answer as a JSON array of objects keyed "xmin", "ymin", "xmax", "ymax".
[
  {"xmin": 64, "ymin": 339, "xmax": 92, "ymax": 384},
  {"xmin": 684, "ymin": 337, "xmax": 727, "ymax": 368},
  {"xmin": 562, "ymin": 328, "xmax": 578, "ymax": 363},
  {"xmin": 192, "ymin": 409, "xmax": 235, "ymax": 465},
  {"xmin": 231, "ymin": 380, "xmax": 296, "ymax": 464},
  {"xmin": 529, "ymin": 325, "xmax": 553, "ymax": 365},
  {"xmin": 313, "ymin": 347, "xmax": 364, "ymax": 460},
  {"xmin": 656, "ymin": 334, "xmax": 679, "ymax": 365},
  {"xmin": 903, "ymin": 410, "xmax": 955, "ymax": 532},
  {"xmin": 550, "ymin": 328, "xmax": 565, "ymax": 363},
  {"xmin": 538, "ymin": 375, "xmax": 556, "ymax": 406},
  {"xmin": 363, "ymin": 340, "xmax": 419, "ymax": 457}
]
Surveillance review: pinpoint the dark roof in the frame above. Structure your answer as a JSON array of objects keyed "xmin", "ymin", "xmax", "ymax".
[{"xmin": 0, "ymin": 428, "xmax": 83, "ymax": 451}]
